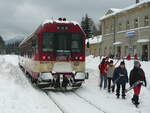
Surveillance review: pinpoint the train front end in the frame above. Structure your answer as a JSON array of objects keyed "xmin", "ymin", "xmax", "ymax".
[{"xmin": 36, "ymin": 19, "xmax": 88, "ymax": 90}]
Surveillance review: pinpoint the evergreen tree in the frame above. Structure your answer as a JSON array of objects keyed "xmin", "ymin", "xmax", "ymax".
[
  {"xmin": 81, "ymin": 14, "xmax": 102, "ymax": 37},
  {"xmin": 81, "ymin": 14, "xmax": 93, "ymax": 38},
  {"xmin": 0, "ymin": 35, "xmax": 5, "ymax": 54}
]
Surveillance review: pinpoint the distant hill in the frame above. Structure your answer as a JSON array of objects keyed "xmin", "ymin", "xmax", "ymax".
[{"xmin": 5, "ymin": 35, "xmax": 26, "ymax": 45}]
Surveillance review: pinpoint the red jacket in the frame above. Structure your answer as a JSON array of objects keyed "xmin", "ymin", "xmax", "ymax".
[
  {"xmin": 127, "ymin": 55, "xmax": 131, "ymax": 60},
  {"xmin": 99, "ymin": 63, "xmax": 108, "ymax": 75},
  {"xmin": 134, "ymin": 55, "xmax": 138, "ymax": 60}
]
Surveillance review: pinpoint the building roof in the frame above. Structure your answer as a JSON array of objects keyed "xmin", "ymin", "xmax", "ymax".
[
  {"xmin": 105, "ymin": 8, "xmax": 121, "ymax": 15},
  {"xmin": 86, "ymin": 35, "xmax": 102, "ymax": 44},
  {"xmin": 100, "ymin": 0, "xmax": 150, "ymax": 20}
]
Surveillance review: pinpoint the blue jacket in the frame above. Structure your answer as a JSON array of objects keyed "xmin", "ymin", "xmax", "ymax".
[{"xmin": 113, "ymin": 66, "xmax": 128, "ymax": 84}]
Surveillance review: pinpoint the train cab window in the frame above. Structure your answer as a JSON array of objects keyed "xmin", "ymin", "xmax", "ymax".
[
  {"xmin": 71, "ymin": 34, "xmax": 82, "ymax": 53},
  {"xmin": 56, "ymin": 34, "xmax": 70, "ymax": 51},
  {"xmin": 42, "ymin": 32, "xmax": 54, "ymax": 52}
]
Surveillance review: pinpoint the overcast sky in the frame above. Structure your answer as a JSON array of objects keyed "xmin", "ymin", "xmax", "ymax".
[{"xmin": 0, "ymin": 0, "xmax": 135, "ymax": 40}]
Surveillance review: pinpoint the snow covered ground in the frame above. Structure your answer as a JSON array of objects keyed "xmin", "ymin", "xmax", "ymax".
[
  {"xmin": 0, "ymin": 55, "xmax": 150, "ymax": 113},
  {"xmin": 0, "ymin": 55, "xmax": 62, "ymax": 113},
  {"xmin": 82, "ymin": 55, "xmax": 150, "ymax": 113}
]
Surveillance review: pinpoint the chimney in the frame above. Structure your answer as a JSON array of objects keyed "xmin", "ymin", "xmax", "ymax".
[{"xmin": 136, "ymin": 0, "xmax": 140, "ymax": 3}]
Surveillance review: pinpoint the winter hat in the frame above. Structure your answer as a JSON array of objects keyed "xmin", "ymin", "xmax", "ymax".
[
  {"xmin": 120, "ymin": 61, "xmax": 125, "ymax": 65},
  {"xmin": 109, "ymin": 60, "xmax": 113, "ymax": 64},
  {"xmin": 134, "ymin": 60, "xmax": 141, "ymax": 67}
]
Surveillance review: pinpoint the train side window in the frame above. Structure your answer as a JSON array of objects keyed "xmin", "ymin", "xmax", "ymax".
[
  {"xmin": 32, "ymin": 40, "xmax": 36, "ymax": 47},
  {"xmin": 32, "ymin": 38, "xmax": 38, "ymax": 54}
]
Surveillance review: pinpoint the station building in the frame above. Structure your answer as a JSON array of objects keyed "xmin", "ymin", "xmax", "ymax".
[
  {"xmin": 100, "ymin": 0, "xmax": 150, "ymax": 60},
  {"xmin": 85, "ymin": 35, "xmax": 102, "ymax": 57}
]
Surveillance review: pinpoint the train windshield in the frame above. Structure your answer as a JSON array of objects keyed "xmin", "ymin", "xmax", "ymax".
[
  {"xmin": 42, "ymin": 32, "xmax": 83, "ymax": 53},
  {"xmin": 42, "ymin": 33, "xmax": 54, "ymax": 52}
]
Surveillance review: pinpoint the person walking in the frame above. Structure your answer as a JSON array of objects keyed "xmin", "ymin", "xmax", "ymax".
[
  {"xmin": 129, "ymin": 60, "xmax": 147, "ymax": 106},
  {"xmin": 107, "ymin": 60, "xmax": 115, "ymax": 93},
  {"xmin": 134, "ymin": 54, "xmax": 138, "ymax": 60},
  {"xmin": 98, "ymin": 58, "xmax": 108, "ymax": 89},
  {"xmin": 113, "ymin": 61, "xmax": 128, "ymax": 99}
]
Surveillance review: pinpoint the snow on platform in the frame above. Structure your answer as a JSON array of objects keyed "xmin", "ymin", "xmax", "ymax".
[
  {"xmin": 0, "ymin": 55, "xmax": 150, "ymax": 113},
  {"xmin": 83, "ymin": 55, "xmax": 150, "ymax": 113}
]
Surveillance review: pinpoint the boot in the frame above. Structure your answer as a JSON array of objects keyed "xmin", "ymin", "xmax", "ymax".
[
  {"xmin": 135, "ymin": 96, "xmax": 140, "ymax": 105},
  {"xmin": 122, "ymin": 96, "xmax": 126, "ymax": 99},
  {"xmin": 131, "ymin": 95, "xmax": 136, "ymax": 104},
  {"xmin": 116, "ymin": 95, "xmax": 120, "ymax": 99}
]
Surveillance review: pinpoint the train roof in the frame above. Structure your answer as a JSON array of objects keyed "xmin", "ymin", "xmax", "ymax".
[
  {"xmin": 19, "ymin": 19, "xmax": 82, "ymax": 47},
  {"xmin": 42, "ymin": 19, "xmax": 80, "ymax": 26}
]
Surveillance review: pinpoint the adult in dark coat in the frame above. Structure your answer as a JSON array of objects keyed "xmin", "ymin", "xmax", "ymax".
[
  {"xmin": 129, "ymin": 60, "xmax": 147, "ymax": 106},
  {"xmin": 113, "ymin": 61, "xmax": 128, "ymax": 99}
]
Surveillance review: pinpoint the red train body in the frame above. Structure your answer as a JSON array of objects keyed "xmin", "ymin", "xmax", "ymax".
[{"xmin": 19, "ymin": 19, "xmax": 88, "ymax": 90}]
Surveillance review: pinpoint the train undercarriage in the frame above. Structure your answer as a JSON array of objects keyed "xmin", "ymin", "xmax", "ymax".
[
  {"xmin": 19, "ymin": 65, "xmax": 88, "ymax": 90},
  {"xmin": 37, "ymin": 72, "xmax": 88, "ymax": 90}
]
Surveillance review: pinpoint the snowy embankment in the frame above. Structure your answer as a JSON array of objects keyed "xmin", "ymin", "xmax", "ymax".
[{"xmin": 0, "ymin": 55, "xmax": 62, "ymax": 113}]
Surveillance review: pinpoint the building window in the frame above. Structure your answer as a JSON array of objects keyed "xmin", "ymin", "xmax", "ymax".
[
  {"xmin": 118, "ymin": 23, "xmax": 122, "ymax": 31},
  {"xmin": 110, "ymin": 23, "xmax": 114, "ymax": 33},
  {"xmin": 126, "ymin": 21, "xmax": 130, "ymax": 30},
  {"xmin": 144, "ymin": 16, "xmax": 149, "ymax": 26},
  {"xmin": 104, "ymin": 47, "xmax": 107, "ymax": 55},
  {"xmin": 134, "ymin": 18, "xmax": 138, "ymax": 28},
  {"xmin": 99, "ymin": 48, "xmax": 101, "ymax": 56},
  {"xmin": 110, "ymin": 24, "xmax": 113, "ymax": 33}
]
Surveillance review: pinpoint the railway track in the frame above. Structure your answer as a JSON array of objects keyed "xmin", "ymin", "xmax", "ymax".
[
  {"xmin": 72, "ymin": 92, "xmax": 108, "ymax": 113},
  {"xmin": 47, "ymin": 92, "xmax": 68, "ymax": 113},
  {"xmin": 46, "ymin": 91, "xmax": 108, "ymax": 113}
]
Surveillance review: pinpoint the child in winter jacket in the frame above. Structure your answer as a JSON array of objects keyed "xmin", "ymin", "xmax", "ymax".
[
  {"xmin": 129, "ymin": 60, "xmax": 147, "ymax": 106},
  {"xmin": 113, "ymin": 61, "xmax": 128, "ymax": 99},
  {"xmin": 107, "ymin": 60, "xmax": 115, "ymax": 92},
  {"xmin": 99, "ymin": 58, "xmax": 108, "ymax": 89}
]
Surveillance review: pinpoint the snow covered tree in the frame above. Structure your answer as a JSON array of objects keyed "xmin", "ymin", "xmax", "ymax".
[
  {"xmin": 81, "ymin": 14, "xmax": 101, "ymax": 38},
  {"xmin": 81, "ymin": 14, "xmax": 93, "ymax": 38}
]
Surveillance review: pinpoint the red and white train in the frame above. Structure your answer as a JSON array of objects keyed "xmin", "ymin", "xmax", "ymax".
[{"xmin": 19, "ymin": 18, "xmax": 88, "ymax": 90}]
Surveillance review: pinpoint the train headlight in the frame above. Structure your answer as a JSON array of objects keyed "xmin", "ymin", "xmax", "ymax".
[
  {"xmin": 42, "ymin": 56, "xmax": 46, "ymax": 60},
  {"xmin": 79, "ymin": 56, "xmax": 83, "ymax": 60},
  {"xmin": 47, "ymin": 56, "xmax": 51, "ymax": 60},
  {"xmin": 75, "ymin": 56, "xmax": 83, "ymax": 60},
  {"xmin": 75, "ymin": 56, "xmax": 79, "ymax": 60}
]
